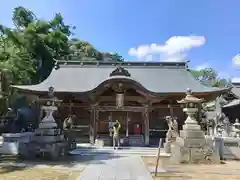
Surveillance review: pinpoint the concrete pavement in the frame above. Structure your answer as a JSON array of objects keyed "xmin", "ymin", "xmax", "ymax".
[{"xmin": 79, "ymin": 154, "xmax": 153, "ymax": 180}]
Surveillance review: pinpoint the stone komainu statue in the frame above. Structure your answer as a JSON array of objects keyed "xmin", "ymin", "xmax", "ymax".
[
  {"xmin": 165, "ymin": 116, "xmax": 173, "ymax": 139},
  {"xmin": 200, "ymin": 109, "xmax": 208, "ymax": 133},
  {"xmin": 172, "ymin": 117, "xmax": 179, "ymax": 137},
  {"xmin": 63, "ymin": 115, "xmax": 74, "ymax": 149},
  {"xmin": 165, "ymin": 116, "xmax": 179, "ymax": 139}
]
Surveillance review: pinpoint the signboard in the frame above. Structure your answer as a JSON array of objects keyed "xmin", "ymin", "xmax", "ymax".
[{"xmin": 116, "ymin": 93, "xmax": 124, "ymax": 108}]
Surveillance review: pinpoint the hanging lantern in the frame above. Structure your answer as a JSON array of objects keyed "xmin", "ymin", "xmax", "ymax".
[{"xmin": 116, "ymin": 93, "xmax": 124, "ymax": 108}]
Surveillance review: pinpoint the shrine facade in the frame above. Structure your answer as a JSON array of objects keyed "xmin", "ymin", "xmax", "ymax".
[{"xmin": 12, "ymin": 60, "xmax": 228, "ymax": 146}]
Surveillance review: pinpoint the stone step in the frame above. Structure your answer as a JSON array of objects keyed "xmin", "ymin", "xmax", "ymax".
[
  {"xmin": 74, "ymin": 149, "xmax": 159, "ymax": 153},
  {"xmin": 77, "ymin": 146, "xmax": 159, "ymax": 151},
  {"xmin": 128, "ymin": 136, "xmax": 143, "ymax": 138},
  {"xmin": 70, "ymin": 147, "xmax": 165, "ymax": 156},
  {"xmin": 69, "ymin": 148, "xmax": 169, "ymax": 157}
]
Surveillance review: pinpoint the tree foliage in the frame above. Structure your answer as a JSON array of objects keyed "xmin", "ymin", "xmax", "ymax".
[
  {"xmin": 0, "ymin": 27, "xmax": 34, "ymax": 85},
  {"xmin": 0, "ymin": 6, "xmax": 123, "ymax": 86},
  {"xmin": 190, "ymin": 68, "xmax": 231, "ymax": 87},
  {"xmin": 68, "ymin": 39, "xmax": 123, "ymax": 62}
]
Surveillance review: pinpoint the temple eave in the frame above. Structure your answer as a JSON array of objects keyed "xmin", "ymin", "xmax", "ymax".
[{"xmin": 11, "ymin": 84, "xmax": 229, "ymax": 96}]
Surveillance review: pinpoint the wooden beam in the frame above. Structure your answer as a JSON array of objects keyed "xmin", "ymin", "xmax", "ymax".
[
  {"xmin": 60, "ymin": 102, "xmax": 182, "ymax": 111},
  {"xmin": 97, "ymin": 106, "xmax": 144, "ymax": 112},
  {"xmin": 152, "ymin": 104, "xmax": 182, "ymax": 109},
  {"xmin": 61, "ymin": 103, "xmax": 90, "ymax": 109},
  {"xmin": 97, "ymin": 96, "xmax": 146, "ymax": 102}
]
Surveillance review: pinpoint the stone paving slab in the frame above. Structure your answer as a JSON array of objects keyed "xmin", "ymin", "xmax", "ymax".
[
  {"xmin": 70, "ymin": 147, "xmax": 170, "ymax": 157},
  {"xmin": 79, "ymin": 154, "xmax": 153, "ymax": 180}
]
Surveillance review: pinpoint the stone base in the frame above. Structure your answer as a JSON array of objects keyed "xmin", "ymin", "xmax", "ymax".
[
  {"xmin": 170, "ymin": 138, "xmax": 220, "ymax": 164},
  {"xmin": 164, "ymin": 138, "xmax": 176, "ymax": 153},
  {"xmin": 128, "ymin": 135, "xmax": 144, "ymax": 146},
  {"xmin": 19, "ymin": 141, "xmax": 67, "ymax": 160},
  {"xmin": 95, "ymin": 137, "xmax": 112, "ymax": 146},
  {"xmin": 170, "ymin": 124, "xmax": 220, "ymax": 164},
  {"xmin": 31, "ymin": 135, "xmax": 64, "ymax": 143},
  {"xmin": 205, "ymin": 136, "xmax": 240, "ymax": 160}
]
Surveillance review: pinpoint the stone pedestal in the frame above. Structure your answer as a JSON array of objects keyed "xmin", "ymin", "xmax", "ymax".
[
  {"xmin": 170, "ymin": 108, "xmax": 220, "ymax": 164},
  {"xmin": 164, "ymin": 138, "xmax": 175, "ymax": 153},
  {"xmin": 0, "ymin": 132, "xmax": 33, "ymax": 155}
]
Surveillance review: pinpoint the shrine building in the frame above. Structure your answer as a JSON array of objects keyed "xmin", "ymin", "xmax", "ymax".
[{"xmin": 12, "ymin": 60, "xmax": 229, "ymax": 146}]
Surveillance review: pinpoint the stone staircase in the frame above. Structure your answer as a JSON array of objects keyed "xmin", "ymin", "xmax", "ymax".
[
  {"xmin": 128, "ymin": 135, "xmax": 144, "ymax": 146},
  {"xmin": 95, "ymin": 135, "xmax": 145, "ymax": 147},
  {"xmin": 70, "ymin": 145, "xmax": 170, "ymax": 157},
  {"xmin": 95, "ymin": 135, "xmax": 112, "ymax": 146}
]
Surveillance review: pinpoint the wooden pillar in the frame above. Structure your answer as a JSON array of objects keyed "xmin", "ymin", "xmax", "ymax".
[
  {"xmin": 96, "ymin": 107, "xmax": 99, "ymax": 136},
  {"xmin": 143, "ymin": 104, "xmax": 150, "ymax": 145},
  {"xmin": 90, "ymin": 104, "xmax": 97, "ymax": 143},
  {"xmin": 126, "ymin": 112, "xmax": 129, "ymax": 137}
]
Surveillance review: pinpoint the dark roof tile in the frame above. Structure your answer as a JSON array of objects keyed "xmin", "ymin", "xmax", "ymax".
[{"xmin": 12, "ymin": 61, "xmax": 226, "ymax": 94}]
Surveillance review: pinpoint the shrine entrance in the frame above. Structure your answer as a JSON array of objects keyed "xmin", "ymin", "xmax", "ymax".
[
  {"xmin": 97, "ymin": 111, "xmax": 143, "ymax": 136},
  {"xmin": 91, "ymin": 78, "xmax": 151, "ymax": 145},
  {"xmin": 94, "ymin": 108, "xmax": 146, "ymax": 146}
]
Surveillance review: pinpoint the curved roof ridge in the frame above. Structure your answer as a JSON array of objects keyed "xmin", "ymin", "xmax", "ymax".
[
  {"xmin": 55, "ymin": 60, "xmax": 187, "ymax": 69},
  {"xmin": 12, "ymin": 62, "xmax": 228, "ymax": 94}
]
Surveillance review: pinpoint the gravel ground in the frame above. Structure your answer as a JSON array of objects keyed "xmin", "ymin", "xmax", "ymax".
[{"xmin": 142, "ymin": 156, "xmax": 240, "ymax": 180}]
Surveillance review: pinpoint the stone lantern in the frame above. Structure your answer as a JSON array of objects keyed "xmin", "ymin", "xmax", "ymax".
[
  {"xmin": 177, "ymin": 88, "xmax": 204, "ymax": 126},
  {"xmin": 169, "ymin": 88, "xmax": 220, "ymax": 164},
  {"xmin": 19, "ymin": 86, "xmax": 66, "ymax": 160}
]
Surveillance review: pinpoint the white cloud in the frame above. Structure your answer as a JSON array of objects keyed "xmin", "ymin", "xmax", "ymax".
[
  {"xmin": 195, "ymin": 63, "xmax": 209, "ymax": 70},
  {"xmin": 232, "ymin": 54, "xmax": 240, "ymax": 66},
  {"xmin": 128, "ymin": 35, "xmax": 206, "ymax": 61}
]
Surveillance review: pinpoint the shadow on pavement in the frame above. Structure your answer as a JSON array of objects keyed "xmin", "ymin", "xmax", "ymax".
[{"xmin": 0, "ymin": 147, "xmax": 123, "ymax": 171}]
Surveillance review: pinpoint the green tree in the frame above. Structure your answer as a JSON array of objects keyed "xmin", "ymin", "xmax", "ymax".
[
  {"xmin": 6, "ymin": 6, "xmax": 73, "ymax": 83},
  {"xmin": 102, "ymin": 52, "xmax": 124, "ymax": 62},
  {"xmin": 0, "ymin": 6, "xmax": 125, "ymax": 85},
  {"xmin": 0, "ymin": 26, "xmax": 35, "ymax": 115},
  {"xmin": 191, "ymin": 68, "xmax": 230, "ymax": 87},
  {"xmin": 68, "ymin": 39, "xmax": 124, "ymax": 62},
  {"xmin": 69, "ymin": 39, "xmax": 101, "ymax": 60},
  {"xmin": 0, "ymin": 26, "xmax": 34, "ymax": 85}
]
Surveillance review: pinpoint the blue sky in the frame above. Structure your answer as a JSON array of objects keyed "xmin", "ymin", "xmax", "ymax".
[{"xmin": 0, "ymin": 0, "xmax": 240, "ymax": 80}]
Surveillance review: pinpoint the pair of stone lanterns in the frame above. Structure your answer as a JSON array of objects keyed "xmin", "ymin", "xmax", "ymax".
[{"xmin": 170, "ymin": 88, "xmax": 220, "ymax": 164}]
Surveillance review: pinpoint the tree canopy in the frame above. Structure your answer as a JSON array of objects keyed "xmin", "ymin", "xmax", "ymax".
[
  {"xmin": 0, "ymin": 6, "xmax": 123, "ymax": 86},
  {"xmin": 190, "ymin": 68, "xmax": 231, "ymax": 88}
]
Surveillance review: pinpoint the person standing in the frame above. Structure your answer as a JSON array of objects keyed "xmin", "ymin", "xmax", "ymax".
[
  {"xmin": 113, "ymin": 120, "xmax": 121, "ymax": 149},
  {"xmin": 135, "ymin": 124, "xmax": 141, "ymax": 135}
]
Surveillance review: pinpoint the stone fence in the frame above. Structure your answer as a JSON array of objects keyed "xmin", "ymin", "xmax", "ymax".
[
  {"xmin": 206, "ymin": 136, "xmax": 240, "ymax": 160},
  {"xmin": 0, "ymin": 132, "xmax": 33, "ymax": 155}
]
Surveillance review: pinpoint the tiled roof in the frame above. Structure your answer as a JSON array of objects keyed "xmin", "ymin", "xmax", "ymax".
[{"xmin": 12, "ymin": 61, "xmax": 227, "ymax": 94}]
